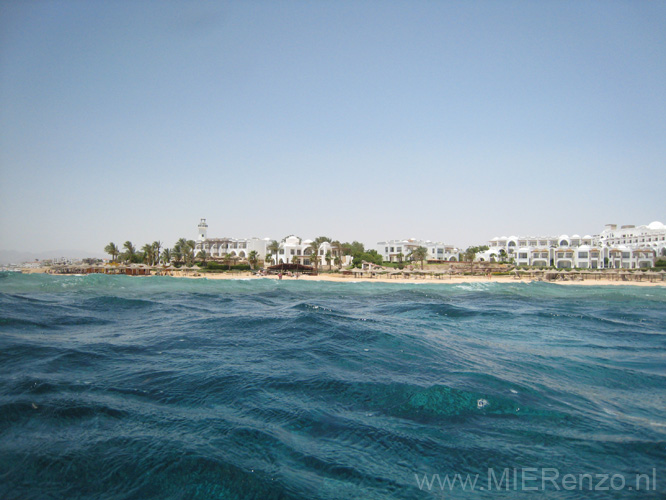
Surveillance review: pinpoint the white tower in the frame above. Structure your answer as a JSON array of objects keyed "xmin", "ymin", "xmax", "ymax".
[{"xmin": 197, "ymin": 218, "xmax": 208, "ymax": 241}]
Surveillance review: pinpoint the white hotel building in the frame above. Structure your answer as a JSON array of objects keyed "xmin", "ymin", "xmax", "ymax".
[
  {"xmin": 193, "ymin": 219, "xmax": 351, "ymax": 268},
  {"xmin": 376, "ymin": 239, "xmax": 461, "ymax": 263},
  {"xmin": 478, "ymin": 221, "xmax": 666, "ymax": 269},
  {"xmin": 270, "ymin": 235, "xmax": 351, "ymax": 267},
  {"xmin": 193, "ymin": 219, "xmax": 270, "ymax": 260}
]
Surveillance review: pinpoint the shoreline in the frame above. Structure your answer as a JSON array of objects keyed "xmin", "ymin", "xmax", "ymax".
[
  {"xmin": 153, "ymin": 271, "xmax": 666, "ymax": 287},
  {"xmin": 17, "ymin": 267, "xmax": 666, "ymax": 287}
]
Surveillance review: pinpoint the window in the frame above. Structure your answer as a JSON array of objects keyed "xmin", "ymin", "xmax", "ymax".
[
  {"xmin": 519, "ymin": 253, "xmax": 527, "ymax": 258},
  {"xmin": 622, "ymin": 252, "xmax": 630, "ymax": 259},
  {"xmin": 578, "ymin": 252, "xmax": 588, "ymax": 258}
]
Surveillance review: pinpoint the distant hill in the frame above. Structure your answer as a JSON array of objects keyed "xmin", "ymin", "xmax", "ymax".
[{"xmin": 0, "ymin": 249, "xmax": 106, "ymax": 266}]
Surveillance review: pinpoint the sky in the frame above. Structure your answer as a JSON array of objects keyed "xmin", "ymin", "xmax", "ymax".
[{"xmin": 1, "ymin": 0, "xmax": 664, "ymax": 257}]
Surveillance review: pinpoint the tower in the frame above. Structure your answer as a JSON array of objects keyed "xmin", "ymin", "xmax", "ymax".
[{"xmin": 197, "ymin": 218, "xmax": 208, "ymax": 241}]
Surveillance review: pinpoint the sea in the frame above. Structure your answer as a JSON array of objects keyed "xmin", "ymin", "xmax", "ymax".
[{"xmin": 0, "ymin": 272, "xmax": 664, "ymax": 499}]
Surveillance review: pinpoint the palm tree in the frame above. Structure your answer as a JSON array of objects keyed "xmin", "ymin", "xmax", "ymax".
[
  {"xmin": 265, "ymin": 252, "xmax": 273, "ymax": 268},
  {"xmin": 152, "ymin": 241, "xmax": 162, "ymax": 265},
  {"xmin": 308, "ymin": 242, "xmax": 320, "ymax": 272},
  {"xmin": 173, "ymin": 238, "xmax": 194, "ymax": 266},
  {"xmin": 141, "ymin": 243, "xmax": 154, "ymax": 265},
  {"xmin": 411, "ymin": 246, "xmax": 428, "ymax": 270},
  {"xmin": 267, "ymin": 240, "xmax": 280, "ymax": 265},
  {"xmin": 161, "ymin": 248, "xmax": 172, "ymax": 265},
  {"xmin": 123, "ymin": 241, "xmax": 136, "ymax": 263},
  {"xmin": 223, "ymin": 253, "xmax": 233, "ymax": 270},
  {"xmin": 334, "ymin": 255, "xmax": 342, "ymax": 268},
  {"xmin": 184, "ymin": 246, "xmax": 195, "ymax": 266},
  {"xmin": 171, "ymin": 246, "xmax": 182, "ymax": 266},
  {"xmin": 397, "ymin": 252, "xmax": 404, "ymax": 264},
  {"xmin": 196, "ymin": 251, "xmax": 208, "ymax": 265},
  {"xmin": 104, "ymin": 242, "xmax": 119, "ymax": 262},
  {"xmin": 325, "ymin": 251, "xmax": 332, "ymax": 270},
  {"xmin": 175, "ymin": 238, "xmax": 188, "ymax": 255},
  {"xmin": 331, "ymin": 240, "xmax": 343, "ymax": 266},
  {"xmin": 248, "ymin": 250, "xmax": 259, "ymax": 270},
  {"xmin": 291, "ymin": 254, "xmax": 299, "ymax": 265}
]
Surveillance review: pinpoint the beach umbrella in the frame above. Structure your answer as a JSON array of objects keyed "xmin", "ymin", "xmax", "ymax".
[{"xmin": 644, "ymin": 271, "xmax": 659, "ymax": 282}]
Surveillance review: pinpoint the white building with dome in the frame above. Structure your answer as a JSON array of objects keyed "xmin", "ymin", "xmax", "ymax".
[{"xmin": 478, "ymin": 221, "xmax": 666, "ymax": 269}]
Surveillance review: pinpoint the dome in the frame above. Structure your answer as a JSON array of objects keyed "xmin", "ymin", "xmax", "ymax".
[
  {"xmin": 559, "ymin": 234, "xmax": 569, "ymax": 240},
  {"xmin": 647, "ymin": 221, "xmax": 665, "ymax": 230},
  {"xmin": 583, "ymin": 235, "xmax": 592, "ymax": 239},
  {"xmin": 572, "ymin": 234, "xmax": 580, "ymax": 238}
]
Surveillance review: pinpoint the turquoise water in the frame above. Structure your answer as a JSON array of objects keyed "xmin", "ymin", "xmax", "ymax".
[{"xmin": 1, "ymin": 272, "xmax": 665, "ymax": 499}]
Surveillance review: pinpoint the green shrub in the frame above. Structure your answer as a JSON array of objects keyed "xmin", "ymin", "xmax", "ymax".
[{"xmin": 203, "ymin": 262, "xmax": 251, "ymax": 271}]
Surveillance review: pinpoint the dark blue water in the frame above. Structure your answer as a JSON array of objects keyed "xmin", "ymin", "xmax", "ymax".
[{"xmin": 1, "ymin": 272, "xmax": 665, "ymax": 499}]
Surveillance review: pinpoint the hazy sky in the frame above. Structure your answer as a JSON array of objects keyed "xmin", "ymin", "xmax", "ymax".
[{"xmin": 1, "ymin": 1, "xmax": 664, "ymax": 255}]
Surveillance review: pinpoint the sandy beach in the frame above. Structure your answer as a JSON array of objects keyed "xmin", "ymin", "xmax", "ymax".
[
  {"xmin": 18, "ymin": 266, "xmax": 666, "ymax": 287},
  {"xmin": 167, "ymin": 271, "xmax": 666, "ymax": 287}
]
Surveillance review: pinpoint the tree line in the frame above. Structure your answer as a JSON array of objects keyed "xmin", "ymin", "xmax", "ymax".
[
  {"xmin": 105, "ymin": 239, "xmax": 195, "ymax": 266},
  {"xmin": 104, "ymin": 239, "xmax": 262, "ymax": 269},
  {"xmin": 105, "ymin": 237, "xmax": 476, "ymax": 270}
]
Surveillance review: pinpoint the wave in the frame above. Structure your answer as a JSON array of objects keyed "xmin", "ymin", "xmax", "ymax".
[{"xmin": 0, "ymin": 273, "xmax": 665, "ymax": 499}]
